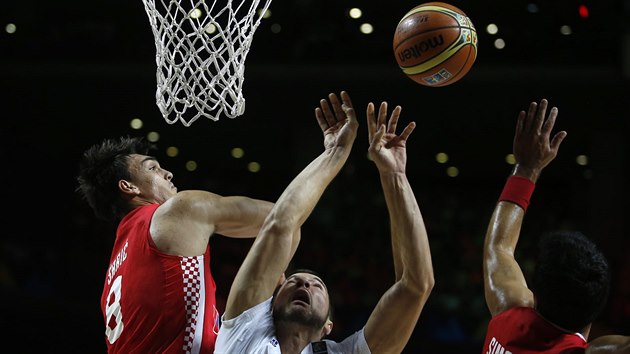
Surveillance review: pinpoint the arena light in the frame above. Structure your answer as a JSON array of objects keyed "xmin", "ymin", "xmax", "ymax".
[
  {"xmin": 578, "ymin": 4, "xmax": 589, "ymax": 19},
  {"xmin": 348, "ymin": 8, "xmax": 362, "ymax": 19}
]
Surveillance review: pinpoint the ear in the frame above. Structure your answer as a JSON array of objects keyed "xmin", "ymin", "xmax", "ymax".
[
  {"xmin": 118, "ymin": 179, "xmax": 139, "ymax": 197},
  {"xmin": 323, "ymin": 319, "xmax": 333, "ymax": 336},
  {"xmin": 277, "ymin": 272, "xmax": 286, "ymax": 287}
]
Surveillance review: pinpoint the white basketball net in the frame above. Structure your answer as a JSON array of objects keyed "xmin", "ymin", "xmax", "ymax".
[{"xmin": 142, "ymin": 0, "xmax": 272, "ymax": 126}]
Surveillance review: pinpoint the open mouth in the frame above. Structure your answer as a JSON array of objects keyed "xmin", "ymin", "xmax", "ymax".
[{"xmin": 291, "ymin": 289, "xmax": 311, "ymax": 306}]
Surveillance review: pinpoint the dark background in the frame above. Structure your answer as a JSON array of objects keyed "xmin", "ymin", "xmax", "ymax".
[{"xmin": 1, "ymin": 0, "xmax": 629, "ymax": 352}]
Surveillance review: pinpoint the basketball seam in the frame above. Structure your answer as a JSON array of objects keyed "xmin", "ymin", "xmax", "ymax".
[
  {"xmin": 394, "ymin": 26, "xmax": 475, "ymax": 51},
  {"xmin": 400, "ymin": 6, "xmax": 466, "ymax": 24},
  {"xmin": 400, "ymin": 31, "xmax": 477, "ymax": 74}
]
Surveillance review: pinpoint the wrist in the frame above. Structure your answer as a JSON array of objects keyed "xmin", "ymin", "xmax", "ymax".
[
  {"xmin": 511, "ymin": 164, "xmax": 541, "ymax": 182},
  {"xmin": 499, "ymin": 175, "xmax": 535, "ymax": 211}
]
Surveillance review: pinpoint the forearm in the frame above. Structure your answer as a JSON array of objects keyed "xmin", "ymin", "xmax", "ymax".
[
  {"xmin": 223, "ymin": 147, "xmax": 351, "ymax": 318},
  {"xmin": 270, "ymin": 147, "xmax": 351, "ymax": 231},
  {"xmin": 483, "ymin": 202, "xmax": 533, "ymax": 314},
  {"xmin": 363, "ymin": 172, "xmax": 433, "ymax": 353},
  {"xmin": 484, "ymin": 202, "xmax": 524, "ymax": 256},
  {"xmin": 379, "ymin": 171, "xmax": 433, "ymax": 291},
  {"xmin": 245, "ymin": 199, "xmax": 274, "ymax": 231},
  {"xmin": 256, "ymin": 147, "xmax": 350, "ymax": 284},
  {"xmin": 210, "ymin": 197, "xmax": 274, "ymax": 238}
]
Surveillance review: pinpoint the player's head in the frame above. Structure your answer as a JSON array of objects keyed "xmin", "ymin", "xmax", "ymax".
[
  {"xmin": 532, "ymin": 231, "xmax": 610, "ymax": 332},
  {"xmin": 272, "ymin": 269, "xmax": 334, "ymax": 339},
  {"xmin": 77, "ymin": 136, "xmax": 175, "ymax": 222}
]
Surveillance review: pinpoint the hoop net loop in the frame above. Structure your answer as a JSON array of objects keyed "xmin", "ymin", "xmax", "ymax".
[{"xmin": 142, "ymin": 0, "xmax": 272, "ymax": 126}]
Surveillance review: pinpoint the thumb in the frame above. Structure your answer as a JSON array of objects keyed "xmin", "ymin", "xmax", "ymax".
[{"xmin": 550, "ymin": 131, "xmax": 567, "ymax": 151}]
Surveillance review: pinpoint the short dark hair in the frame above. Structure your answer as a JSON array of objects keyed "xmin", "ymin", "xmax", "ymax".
[
  {"xmin": 272, "ymin": 268, "xmax": 334, "ymax": 322},
  {"xmin": 76, "ymin": 136, "xmax": 153, "ymax": 223},
  {"xmin": 532, "ymin": 231, "xmax": 610, "ymax": 331}
]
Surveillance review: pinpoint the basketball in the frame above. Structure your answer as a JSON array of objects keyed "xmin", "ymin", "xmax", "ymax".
[{"xmin": 393, "ymin": 2, "xmax": 478, "ymax": 87}]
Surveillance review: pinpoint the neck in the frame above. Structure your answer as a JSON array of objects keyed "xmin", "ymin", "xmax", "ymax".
[
  {"xmin": 275, "ymin": 320, "xmax": 321, "ymax": 354},
  {"xmin": 129, "ymin": 197, "xmax": 154, "ymax": 207},
  {"xmin": 578, "ymin": 323, "xmax": 592, "ymax": 340},
  {"xmin": 535, "ymin": 309, "xmax": 592, "ymax": 340}
]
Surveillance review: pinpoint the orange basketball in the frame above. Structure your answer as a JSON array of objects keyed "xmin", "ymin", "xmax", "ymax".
[{"xmin": 393, "ymin": 2, "xmax": 478, "ymax": 87}]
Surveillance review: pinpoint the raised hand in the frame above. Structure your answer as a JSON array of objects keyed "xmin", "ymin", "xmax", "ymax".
[
  {"xmin": 366, "ymin": 101, "xmax": 416, "ymax": 174},
  {"xmin": 315, "ymin": 91, "xmax": 358, "ymax": 150},
  {"xmin": 512, "ymin": 99, "xmax": 567, "ymax": 181}
]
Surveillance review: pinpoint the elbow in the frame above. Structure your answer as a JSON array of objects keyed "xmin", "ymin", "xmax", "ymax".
[
  {"xmin": 420, "ymin": 274, "xmax": 435, "ymax": 295},
  {"xmin": 404, "ymin": 271, "xmax": 435, "ymax": 298},
  {"xmin": 261, "ymin": 212, "xmax": 299, "ymax": 238}
]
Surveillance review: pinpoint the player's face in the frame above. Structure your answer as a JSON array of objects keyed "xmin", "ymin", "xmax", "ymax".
[
  {"xmin": 272, "ymin": 272, "xmax": 330, "ymax": 329},
  {"xmin": 127, "ymin": 154, "xmax": 177, "ymax": 204}
]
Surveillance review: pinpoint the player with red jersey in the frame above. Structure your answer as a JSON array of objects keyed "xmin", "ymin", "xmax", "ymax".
[
  {"xmin": 78, "ymin": 136, "xmax": 273, "ymax": 353},
  {"xmin": 481, "ymin": 99, "xmax": 629, "ymax": 354}
]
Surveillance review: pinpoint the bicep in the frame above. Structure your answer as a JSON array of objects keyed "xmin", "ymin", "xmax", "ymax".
[
  {"xmin": 484, "ymin": 249, "xmax": 534, "ymax": 315},
  {"xmin": 173, "ymin": 191, "xmax": 272, "ymax": 237},
  {"xmin": 152, "ymin": 192, "xmax": 270, "ymax": 255}
]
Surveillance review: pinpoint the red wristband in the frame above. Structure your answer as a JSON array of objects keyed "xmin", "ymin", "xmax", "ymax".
[{"xmin": 499, "ymin": 175, "xmax": 535, "ymax": 211}]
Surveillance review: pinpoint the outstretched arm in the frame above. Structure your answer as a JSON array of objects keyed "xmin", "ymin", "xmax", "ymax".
[
  {"xmin": 483, "ymin": 99, "xmax": 567, "ymax": 316},
  {"xmin": 362, "ymin": 101, "xmax": 434, "ymax": 354},
  {"xmin": 223, "ymin": 91, "xmax": 359, "ymax": 320},
  {"xmin": 151, "ymin": 191, "xmax": 274, "ymax": 256}
]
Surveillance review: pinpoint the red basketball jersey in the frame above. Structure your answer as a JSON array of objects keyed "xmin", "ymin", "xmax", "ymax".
[
  {"xmin": 482, "ymin": 307, "xmax": 587, "ymax": 354},
  {"xmin": 101, "ymin": 204, "xmax": 219, "ymax": 354}
]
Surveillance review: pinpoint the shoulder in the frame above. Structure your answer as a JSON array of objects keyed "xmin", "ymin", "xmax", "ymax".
[
  {"xmin": 491, "ymin": 306, "xmax": 537, "ymax": 321},
  {"xmin": 323, "ymin": 328, "xmax": 371, "ymax": 354},
  {"xmin": 119, "ymin": 204, "xmax": 160, "ymax": 229},
  {"xmin": 215, "ymin": 298, "xmax": 276, "ymax": 353},
  {"xmin": 155, "ymin": 190, "xmax": 221, "ymax": 217},
  {"xmin": 167, "ymin": 190, "xmax": 221, "ymax": 205},
  {"xmin": 487, "ymin": 307, "xmax": 537, "ymax": 335},
  {"xmin": 221, "ymin": 297, "xmax": 273, "ymax": 329}
]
